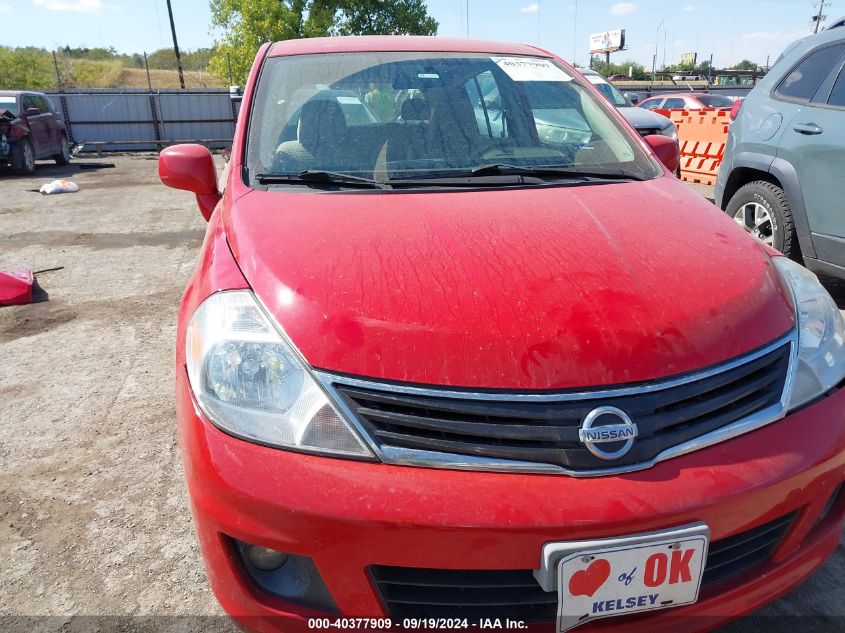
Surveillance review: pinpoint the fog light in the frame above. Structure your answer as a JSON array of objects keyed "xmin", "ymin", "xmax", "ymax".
[
  {"xmin": 245, "ymin": 545, "xmax": 289, "ymax": 571},
  {"xmin": 232, "ymin": 538, "xmax": 338, "ymax": 612}
]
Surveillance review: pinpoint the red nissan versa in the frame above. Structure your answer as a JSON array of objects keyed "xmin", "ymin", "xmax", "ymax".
[{"xmin": 158, "ymin": 37, "xmax": 845, "ymax": 633}]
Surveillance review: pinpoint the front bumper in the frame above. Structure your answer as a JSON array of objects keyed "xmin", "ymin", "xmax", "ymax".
[{"xmin": 176, "ymin": 370, "xmax": 845, "ymax": 632}]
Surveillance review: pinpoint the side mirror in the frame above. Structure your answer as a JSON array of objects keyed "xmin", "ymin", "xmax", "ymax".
[
  {"xmin": 644, "ymin": 134, "xmax": 681, "ymax": 174},
  {"xmin": 158, "ymin": 144, "xmax": 221, "ymax": 221},
  {"xmin": 25, "ymin": 107, "xmax": 41, "ymax": 116},
  {"xmin": 625, "ymin": 92, "xmax": 640, "ymax": 105}
]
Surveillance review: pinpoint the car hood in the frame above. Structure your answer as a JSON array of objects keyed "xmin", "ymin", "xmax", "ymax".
[
  {"xmin": 225, "ymin": 177, "xmax": 794, "ymax": 390},
  {"xmin": 617, "ymin": 106, "xmax": 672, "ymax": 130}
]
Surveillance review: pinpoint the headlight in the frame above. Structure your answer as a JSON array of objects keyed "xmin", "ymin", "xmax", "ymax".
[
  {"xmin": 658, "ymin": 122, "xmax": 678, "ymax": 140},
  {"xmin": 773, "ymin": 258, "xmax": 845, "ymax": 410},
  {"xmin": 185, "ymin": 291, "xmax": 374, "ymax": 458}
]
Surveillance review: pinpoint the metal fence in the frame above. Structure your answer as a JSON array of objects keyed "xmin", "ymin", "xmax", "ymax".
[{"xmin": 44, "ymin": 89, "xmax": 237, "ymax": 153}]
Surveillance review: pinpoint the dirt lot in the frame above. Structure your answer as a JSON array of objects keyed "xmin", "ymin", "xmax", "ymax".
[{"xmin": 0, "ymin": 157, "xmax": 842, "ymax": 631}]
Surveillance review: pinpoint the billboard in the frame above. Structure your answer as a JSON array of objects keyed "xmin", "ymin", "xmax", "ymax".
[{"xmin": 589, "ymin": 29, "xmax": 625, "ymax": 54}]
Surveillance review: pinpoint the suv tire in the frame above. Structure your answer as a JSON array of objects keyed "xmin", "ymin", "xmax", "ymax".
[
  {"xmin": 10, "ymin": 137, "xmax": 35, "ymax": 175},
  {"xmin": 54, "ymin": 134, "xmax": 71, "ymax": 165},
  {"xmin": 726, "ymin": 180, "xmax": 799, "ymax": 260}
]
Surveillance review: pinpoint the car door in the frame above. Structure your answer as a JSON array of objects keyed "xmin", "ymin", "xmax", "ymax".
[
  {"xmin": 21, "ymin": 93, "xmax": 51, "ymax": 158},
  {"xmin": 35, "ymin": 95, "xmax": 60, "ymax": 153},
  {"xmin": 774, "ymin": 41, "xmax": 845, "ymax": 266}
]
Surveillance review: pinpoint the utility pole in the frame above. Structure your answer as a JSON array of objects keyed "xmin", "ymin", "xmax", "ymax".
[
  {"xmin": 812, "ymin": 0, "xmax": 829, "ymax": 34},
  {"xmin": 652, "ymin": 17, "xmax": 666, "ymax": 85},
  {"xmin": 143, "ymin": 52, "xmax": 153, "ymax": 92},
  {"xmin": 52, "ymin": 51, "xmax": 62, "ymax": 89},
  {"xmin": 165, "ymin": 0, "xmax": 186, "ymax": 89},
  {"xmin": 466, "ymin": 0, "xmax": 470, "ymax": 38}
]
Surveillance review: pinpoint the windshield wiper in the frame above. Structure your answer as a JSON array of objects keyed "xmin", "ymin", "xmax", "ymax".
[
  {"xmin": 256, "ymin": 170, "xmax": 390, "ymax": 190},
  {"xmin": 469, "ymin": 163, "xmax": 644, "ymax": 181}
]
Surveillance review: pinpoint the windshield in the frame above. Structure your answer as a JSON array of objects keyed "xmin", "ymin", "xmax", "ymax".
[
  {"xmin": 583, "ymin": 75, "xmax": 631, "ymax": 107},
  {"xmin": 696, "ymin": 94, "xmax": 734, "ymax": 107},
  {"xmin": 246, "ymin": 52, "xmax": 659, "ymax": 186}
]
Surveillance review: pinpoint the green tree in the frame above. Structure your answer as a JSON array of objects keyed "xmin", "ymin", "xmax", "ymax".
[
  {"xmin": 0, "ymin": 47, "xmax": 54, "ymax": 90},
  {"xmin": 588, "ymin": 56, "xmax": 647, "ymax": 80},
  {"xmin": 732, "ymin": 59, "xmax": 757, "ymax": 71},
  {"xmin": 209, "ymin": 0, "xmax": 438, "ymax": 84}
]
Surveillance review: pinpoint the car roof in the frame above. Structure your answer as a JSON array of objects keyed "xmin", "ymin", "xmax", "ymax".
[
  {"xmin": 268, "ymin": 36, "xmax": 549, "ymax": 58},
  {"xmin": 647, "ymin": 92, "xmax": 703, "ymax": 98}
]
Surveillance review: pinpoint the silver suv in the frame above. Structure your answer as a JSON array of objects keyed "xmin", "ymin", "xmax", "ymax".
[{"xmin": 715, "ymin": 20, "xmax": 845, "ymax": 278}]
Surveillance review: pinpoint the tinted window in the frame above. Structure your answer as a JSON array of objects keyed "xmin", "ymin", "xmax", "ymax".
[
  {"xmin": 828, "ymin": 66, "xmax": 845, "ymax": 106},
  {"xmin": 22, "ymin": 95, "xmax": 38, "ymax": 111},
  {"xmin": 641, "ymin": 98, "xmax": 663, "ymax": 110},
  {"xmin": 34, "ymin": 96, "xmax": 52, "ymax": 113},
  {"xmin": 696, "ymin": 95, "xmax": 733, "ymax": 107},
  {"xmin": 663, "ymin": 98, "xmax": 686, "ymax": 109},
  {"xmin": 776, "ymin": 43, "xmax": 845, "ymax": 101}
]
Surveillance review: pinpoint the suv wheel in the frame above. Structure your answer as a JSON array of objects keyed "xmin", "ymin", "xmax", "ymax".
[
  {"xmin": 55, "ymin": 134, "xmax": 70, "ymax": 165},
  {"xmin": 11, "ymin": 137, "xmax": 35, "ymax": 175},
  {"xmin": 726, "ymin": 181, "xmax": 799, "ymax": 260}
]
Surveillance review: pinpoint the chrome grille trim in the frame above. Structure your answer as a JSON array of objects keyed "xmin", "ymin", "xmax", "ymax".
[{"xmin": 316, "ymin": 330, "xmax": 798, "ymax": 477}]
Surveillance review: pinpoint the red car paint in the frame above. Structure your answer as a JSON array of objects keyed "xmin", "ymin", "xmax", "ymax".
[
  {"xmin": 162, "ymin": 36, "xmax": 845, "ymax": 632},
  {"xmin": 0, "ymin": 269, "xmax": 33, "ymax": 305}
]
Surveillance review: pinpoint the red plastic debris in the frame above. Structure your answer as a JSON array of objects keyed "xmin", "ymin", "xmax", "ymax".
[{"xmin": 0, "ymin": 269, "xmax": 34, "ymax": 305}]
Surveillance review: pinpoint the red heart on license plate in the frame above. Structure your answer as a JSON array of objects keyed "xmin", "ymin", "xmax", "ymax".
[{"xmin": 568, "ymin": 558, "xmax": 611, "ymax": 598}]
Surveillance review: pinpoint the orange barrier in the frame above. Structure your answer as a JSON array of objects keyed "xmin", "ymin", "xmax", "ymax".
[{"xmin": 658, "ymin": 108, "xmax": 730, "ymax": 186}]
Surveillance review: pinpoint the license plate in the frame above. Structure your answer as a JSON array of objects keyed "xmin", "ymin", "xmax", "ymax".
[{"xmin": 534, "ymin": 524, "xmax": 709, "ymax": 633}]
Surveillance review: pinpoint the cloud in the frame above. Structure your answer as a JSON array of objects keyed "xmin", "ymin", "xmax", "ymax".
[
  {"xmin": 741, "ymin": 30, "xmax": 805, "ymax": 42},
  {"xmin": 521, "ymin": 3, "xmax": 539, "ymax": 13},
  {"xmin": 32, "ymin": 0, "xmax": 103, "ymax": 12},
  {"xmin": 682, "ymin": 4, "xmax": 695, "ymax": 11},
  {"xmin": 610, "ymin": 2, "xmax": 637, "ymax": 15}
]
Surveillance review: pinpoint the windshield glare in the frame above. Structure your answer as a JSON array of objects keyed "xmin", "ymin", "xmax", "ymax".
[
  {"xmin": 585, "ymin": 76, "xmax": 631, "ymax": 107},
  {"xmin": 246, "ymin": 52, "xmax": 659, "ymax": 185}
]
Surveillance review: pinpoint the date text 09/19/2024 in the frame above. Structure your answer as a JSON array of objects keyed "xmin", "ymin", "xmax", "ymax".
[{"xmin": 307, "ymin": 619, "xmax": 529, "ymax": 630}]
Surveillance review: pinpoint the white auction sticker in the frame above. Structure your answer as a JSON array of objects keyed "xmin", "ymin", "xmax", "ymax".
[{"xmin": 491, "ymin": 56, "xmax": 572, "ymax": 82}]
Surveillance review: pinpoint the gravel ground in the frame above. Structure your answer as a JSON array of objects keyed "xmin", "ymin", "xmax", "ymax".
[{"xmin": 0, "ymin": 157, "xmax": 842, "ymax": 632}]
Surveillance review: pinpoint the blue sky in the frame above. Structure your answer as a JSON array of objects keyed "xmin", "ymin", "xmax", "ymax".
[{"xmin": 0, "ymin": 0, "xmax": 838, "ymax": 69}]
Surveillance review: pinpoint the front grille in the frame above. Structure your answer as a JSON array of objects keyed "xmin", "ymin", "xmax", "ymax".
[
  {"xmin": 370, "ymin": 513, "xmax": 795, "ymax": 622},
  {"xmin": 333, "ymin": 340, "xmax": 791, "ymax": 473}
]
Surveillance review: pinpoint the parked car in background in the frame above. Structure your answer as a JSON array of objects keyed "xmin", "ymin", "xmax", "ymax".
[
  {"xmin": 716, "ymin": 20, "xmax": 845, "ymax": 277},
  {"xmin": 624, "ymin": 91, "xmax": 647, "ymax": 105},
  {"xmin": 639, "ymin": 92, "xmax": 735, "ymax": 110},
  {"xmin": 607, "ymin": 74, "xmax": 628, "ymax": 82},
  {"xmin": 581, "ymin": 70, "xmax": 678, "ymax": 142},
  {"xmin": 159, "ymin": 35, "xmax": 843, "ymax": 633},
  {"xmin": 0, "ymin": 91, "xmax": 69, "ymax": 174}
]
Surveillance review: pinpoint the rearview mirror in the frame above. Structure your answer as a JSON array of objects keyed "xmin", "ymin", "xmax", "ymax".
[
  {"xmin": 644, "ymin": 134, "xmax": 680, "ymax": 174},
  {"xmin": 158, "ymin": 144, "xmax": 221, "ymax": 221}
]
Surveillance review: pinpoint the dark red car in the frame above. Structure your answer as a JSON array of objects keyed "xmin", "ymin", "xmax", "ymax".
[
  {"xmin": 0, "ymin": 90, "xmax": 70, "ymax": 174},
  {"xmin": 159, "ymin": 36, "xmax": 845, "ymax": 633},
  {"xmin": 639, "ymin": 92, "xmax": 736, "ymax": 111}
]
